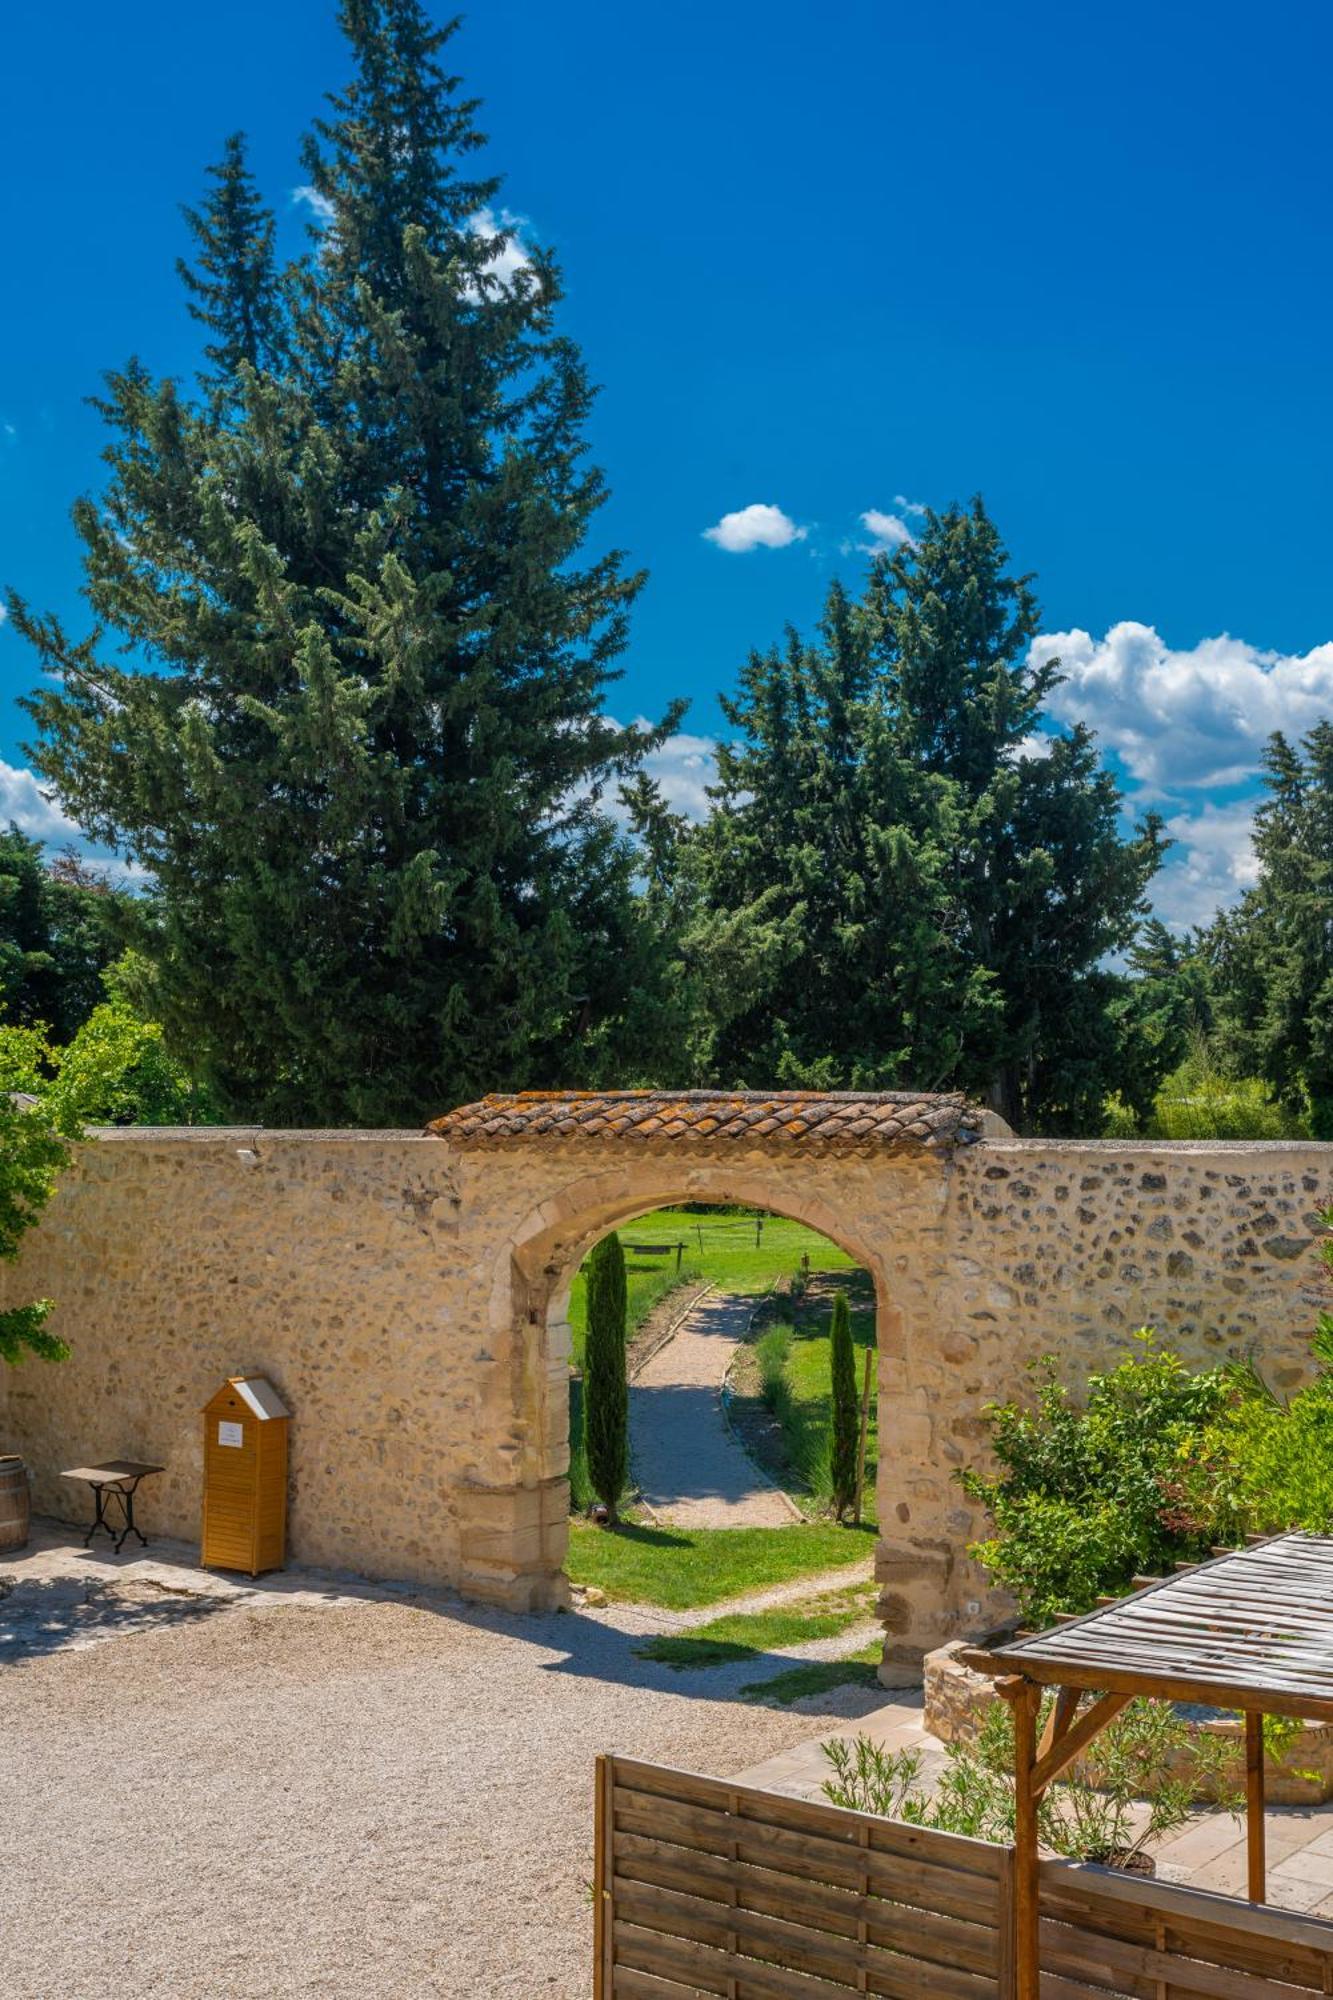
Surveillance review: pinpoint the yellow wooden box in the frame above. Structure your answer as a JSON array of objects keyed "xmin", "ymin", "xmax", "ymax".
[{"xmin": 201, "ymin": 1375, "xmax": 289, "ymax": 1576}]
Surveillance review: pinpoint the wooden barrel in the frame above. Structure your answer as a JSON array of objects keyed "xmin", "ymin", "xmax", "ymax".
[{"xmin": 0, "ymin": 1454, "xmax": 30, "ymax": 1551}]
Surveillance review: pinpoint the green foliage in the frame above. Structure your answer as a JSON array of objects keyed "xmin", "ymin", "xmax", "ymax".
[
  {"xmin": 1210, "ymin": 724, "xmax": 1333, "ymax": 1135},
  {"xmin": 0, "ymin": 829, "xmax": 131, "ymax": 1044},
  {"xmin": 959, "ymin": 1332, "xmax": 1237, "ymax": 1622},
  {"xmin": 0, "ymin": 1025, "xmax": 74, "ymax": 1365},
  {"xmin": 1204, "ymin": 1217, "xmax": 1333, "ymax": 1534},
  {"xmin": 660, "ymin": 500, "xmax": 1162, "ymax": 1132},
  {"xmin": 823, "ymin": 1696, "xmax": 1239, "ymax": 1863},
  {"xmin": 10, "ymin": 5, "xmax": 680, "ymax": 1125},
  {"xmin": 1105, "ymin": 1027, "xmax": 1309, "ymax": 1140},
  {"xmin": 829, "ymin": 1290, "xmax": 858, "ymax": 1518},
  {"xmin": 0, "ymin": 998, "xmax": 214, "ymax": 1367},
  {"xmin": 44, "ymin": 1001, "xmax": 215, "ymax": 1126},
  {"xmin": 583, "ymin": 1234, "xmax": 629, "ymax": 1520}
]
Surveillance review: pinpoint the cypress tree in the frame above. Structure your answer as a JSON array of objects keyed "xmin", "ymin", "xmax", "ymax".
[
  {"xmin": 583, "ymin": 1232, "xmax": 629, "ymax": 1522},
  {"xmin": 829, "ymin": 1290, "xmax": 858, "ymax": 1521},
  {"xmin": 10, "ymin": 4, "xmax": 679, "ymax": 1123}
]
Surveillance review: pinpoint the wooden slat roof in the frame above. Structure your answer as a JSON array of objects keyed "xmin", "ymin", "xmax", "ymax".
[{"xmin": 981, "ymin": 1533, "xmax": 1333, "ymax": 1722}]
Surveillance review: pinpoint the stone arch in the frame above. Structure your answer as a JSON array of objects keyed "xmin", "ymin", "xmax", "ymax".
[{"xmin": 432, "ymin": 1089, "xmax": 989, "ymax": 1676}]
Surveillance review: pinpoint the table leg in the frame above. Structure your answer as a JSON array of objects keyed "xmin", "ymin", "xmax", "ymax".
[
  {"xmin": 113, "ymin": 1478, "xmax": 148, "ymax": 1552},
  {"xmin": 83, "ymin": 1482, "xmax": 111, "ymax": 1547}
]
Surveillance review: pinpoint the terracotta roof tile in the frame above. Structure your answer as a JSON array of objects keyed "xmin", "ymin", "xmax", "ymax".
[{"xmin": 426, "ymin": 1089, "xmax": 984, "ymax": 1153}]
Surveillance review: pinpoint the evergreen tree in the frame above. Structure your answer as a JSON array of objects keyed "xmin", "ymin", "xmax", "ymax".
[
  {"xmin": 10, "ymin": 4, "xmax": 678, "ymax": 1123},
  {"xmin": 682, "ymin": 579, "xmax": 999, "ymax": 1091},
  {"xmin": 1212, "ymin": 724, "xmax": 1333, "ymax": 1134},
  {"xmin": 583, "ymin": 1232, "xmax": 628, "ymax": 1522},
  {"xmin": 679, "ymin": 502, "xmax": 1163, "ymax": 1130},
  {"xmin": 0, "ymin": 828, "xmax": 130, "ymax": 1043},
  {"xmin": 828, "ymin": 1289, "xmax": 858, "ymax": 1521}
]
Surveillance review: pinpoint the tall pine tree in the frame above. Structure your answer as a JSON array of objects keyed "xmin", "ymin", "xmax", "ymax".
[
  {"xmin": 675, "ymin": 501, "xmax": 1163, "ymax": 1130},
  {"xmin": 10, "ymin": 4, "xmax": 678, "ymax": 1123},
  {"xmin": 1212, "ymin": 724, "xmax": 1333, "ymax": 1135}
]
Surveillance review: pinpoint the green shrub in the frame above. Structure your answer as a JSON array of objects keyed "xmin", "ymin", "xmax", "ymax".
[
  {"xmin": 1105, "ymin": 1036, "xmax": 1310, "ymax": 1141},
  {"xmin": 756, "ymin": 1324, "xmax": 793, "ymax": 1408},
  {"xmin": 959, "ymin": 1330, "xmax": 1237, "ymax": 1623},
  {"xmin": 823, "ymin": 1696, "xmax": 1239, "ymax": 1864},
  {"xmin": 1204, "ymin": 1226, "xmax": 1333, "ymax": 1535}
]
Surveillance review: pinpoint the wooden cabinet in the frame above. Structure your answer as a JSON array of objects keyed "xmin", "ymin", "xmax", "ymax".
[{"xmin": 201, "ymin": 1375, "xmax": 289, "ymax": 1576}]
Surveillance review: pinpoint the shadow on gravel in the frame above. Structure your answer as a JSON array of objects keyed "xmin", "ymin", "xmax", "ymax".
[{"xmin": 0, "ymin": 1572, "xmax": 233, "ymax": 1664}]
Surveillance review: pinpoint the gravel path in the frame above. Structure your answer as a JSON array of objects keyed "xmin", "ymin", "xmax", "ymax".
[
  {"xmin": 0, "ymin": 1536, "xmax": 878, "ymax": 2000},
  {"xmin": 630, "ymin": 1291, "xmax": 799, "ymax": 1527}
]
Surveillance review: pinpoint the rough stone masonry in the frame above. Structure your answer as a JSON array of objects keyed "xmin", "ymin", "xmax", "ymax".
[{"xmin": 0, "ymin": 1089, "xmax": 1327, "ymax": 1681}]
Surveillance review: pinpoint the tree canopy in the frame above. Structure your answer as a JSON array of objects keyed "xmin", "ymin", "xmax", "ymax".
[
  {"xmin": 10, "ymin": 1, "xmax": 678, "ymax": 1126},
  {"xmin": 1210, "ymin": 724, "xmax": 1333, "ymax": 1135},
  {"xmin": 662, "ymin": 502, "xmax": 1164, "ymax": 1131},
  {"xmin": 0, "ymin": 828, "xmax": 131, "ymax": 1045}
]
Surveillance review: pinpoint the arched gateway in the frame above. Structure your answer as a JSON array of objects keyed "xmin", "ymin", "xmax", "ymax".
[
  {"xmin": 429, "ymin": 1087, "xmax": 997, "ymax": 1684},
  {"xmin": 0, "ymin": 1094, "xmax": 1325, "ymax": 1683}
]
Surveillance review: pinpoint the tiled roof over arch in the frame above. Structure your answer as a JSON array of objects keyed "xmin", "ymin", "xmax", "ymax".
[{"xmin": 426, "ymin": 1089, "xmax": 986, "ymax": 1153}]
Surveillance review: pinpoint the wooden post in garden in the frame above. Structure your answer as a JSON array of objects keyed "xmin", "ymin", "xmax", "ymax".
[
  {"xmin": 1007, "ymin": 1678, "xmax": 1042, "ymax": 2000},
  {"xmin": 1246, "ymin": 1710, "xmax": 1266, "ymax": 1901},
  {"xmin": 852, "ymin": 1347, "xmax": 873, "ymax": 1525}
]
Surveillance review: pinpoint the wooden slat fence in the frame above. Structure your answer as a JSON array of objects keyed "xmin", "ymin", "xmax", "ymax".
[
  {"xmin": 1039, "ymin": 1856, "xmax": 1333, "ymax": 1997},
  {"xmin": 594, "ymin": 1753, "xmax": 1015, "ymax": 1998}
]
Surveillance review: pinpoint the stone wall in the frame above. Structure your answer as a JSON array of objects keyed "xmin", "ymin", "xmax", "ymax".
[{"xmin": 0, "ymin": 1127, "xmax": 1327, "ymax": 1675}]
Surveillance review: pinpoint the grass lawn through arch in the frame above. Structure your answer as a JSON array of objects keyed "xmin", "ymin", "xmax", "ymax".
[{"xmin": 565, "ymin": 1518, "xmax": 876, "ymax": 1610}]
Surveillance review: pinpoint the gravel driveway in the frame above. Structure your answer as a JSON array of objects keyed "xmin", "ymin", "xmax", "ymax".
[{"xmin": 1, "ymin": 1541, "xmax": 868, "ymax": 1999}]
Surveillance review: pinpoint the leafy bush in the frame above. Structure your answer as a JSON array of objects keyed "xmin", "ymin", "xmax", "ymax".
[
  {"xmin": 1202, "ymin": 1216, "xmax": 1333, "ymax": 1535},
  {"xmin": 959, "ymin": 1331, "xmax": 1237, "ymax": 1622},
  {"xmin": 823, "ymin": 1695, "xmax": 1239, "ymax": 1866},
  {"xmin": 1104, "ymin": 1035, "xmax": 1309, "ymax": 1140}
]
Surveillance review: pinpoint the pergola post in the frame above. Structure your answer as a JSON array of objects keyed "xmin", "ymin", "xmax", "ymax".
[
  {"xmin": 1246, "ymin": 1710, "xmax": 1266, "ymax": 1902},
  {"xmin": 1006, "ymin": 1677, "xmax": 1042, "ymax": 2000}
]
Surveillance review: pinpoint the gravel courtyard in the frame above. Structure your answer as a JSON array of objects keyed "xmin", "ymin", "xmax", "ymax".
[{"xmin": 0, "ymin": 1532, "xmax": 871, "ymax": 1999}]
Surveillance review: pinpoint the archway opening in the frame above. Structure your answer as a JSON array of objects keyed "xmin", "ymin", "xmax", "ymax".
[{"xmin": 556, "ymin": 1196, "xmax": 887, "ymax": 1699}]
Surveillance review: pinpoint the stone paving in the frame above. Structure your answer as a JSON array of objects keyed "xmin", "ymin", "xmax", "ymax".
[
  {"xmin": 630, "ymin": 1289, "xmax": 801, "ymax": 1528},
  {"xmin": 738, "ymin": 1693, "xmax": 1333, "ymax": 1916}
]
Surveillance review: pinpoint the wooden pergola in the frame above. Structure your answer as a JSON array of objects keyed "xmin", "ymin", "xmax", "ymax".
[{"xmin": 963, "ymin": 1531, "xmax": 1333, "ymax": 2000}]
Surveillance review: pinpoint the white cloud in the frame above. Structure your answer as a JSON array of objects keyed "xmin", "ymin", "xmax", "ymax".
[
  {"xmin": 893, "ymin": 495, "xmax": 928, "ymax": 517},
  {"xmin": 704, "ymin": 503, "xmax": 806, "ymax": 554},
  {"xmin": 0, "ymin": 762, "xmax": 82, "ymax": 844},
  {"xmin": 467, "ymin": 206, "xmax": 534, "ymax": 287},
  {"xmin": 1153, "ymin": 800, "xmax": 1260, "ymax": 932},
  {"xmin": 858, "ymin": 508, "xmax": 915, "ymax": 554},
  {"xmin": 1036, "ymin": 621, "xmax": 1333, "ymax": 792},
  {"xmin": 292, "ymin": 185, "xmax": 335, "ymax": 225}
]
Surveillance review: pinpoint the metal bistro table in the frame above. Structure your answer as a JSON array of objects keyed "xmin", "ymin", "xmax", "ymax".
[{"xmin": 62, "ymin": 1461, "xmax": 165, "ymax": 1553}]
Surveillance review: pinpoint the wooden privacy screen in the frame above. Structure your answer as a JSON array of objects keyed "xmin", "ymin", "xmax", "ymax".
[
  {"xmin": 594, "ymin": 1754, "xmax": 1015, "ymax": 1999},
  {"xmin": 1039, "ymin": 1857, "xmax": 1333, "ymax": 1997}
]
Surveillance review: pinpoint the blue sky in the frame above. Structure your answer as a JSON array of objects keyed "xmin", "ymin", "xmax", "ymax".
[{"xmin": 2, "ymin": 0, "xmax": 1331, "ymax": 929}]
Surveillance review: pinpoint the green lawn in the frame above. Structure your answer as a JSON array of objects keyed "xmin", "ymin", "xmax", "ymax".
[
  {"xmin": 567, "ymin": 1206, "xmax": 856, "ymax": 1367},
  {"xmin": 739, "ymin": 1641, "xmax": 884, "ymax": 1706},
  {"xmin": 634, "ymin": 1579, "xmax": 876, "ymax": 1667},
  {"xmin": 566, "ymin": 1518, "xmax": 875, "ymax": 1609}
]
